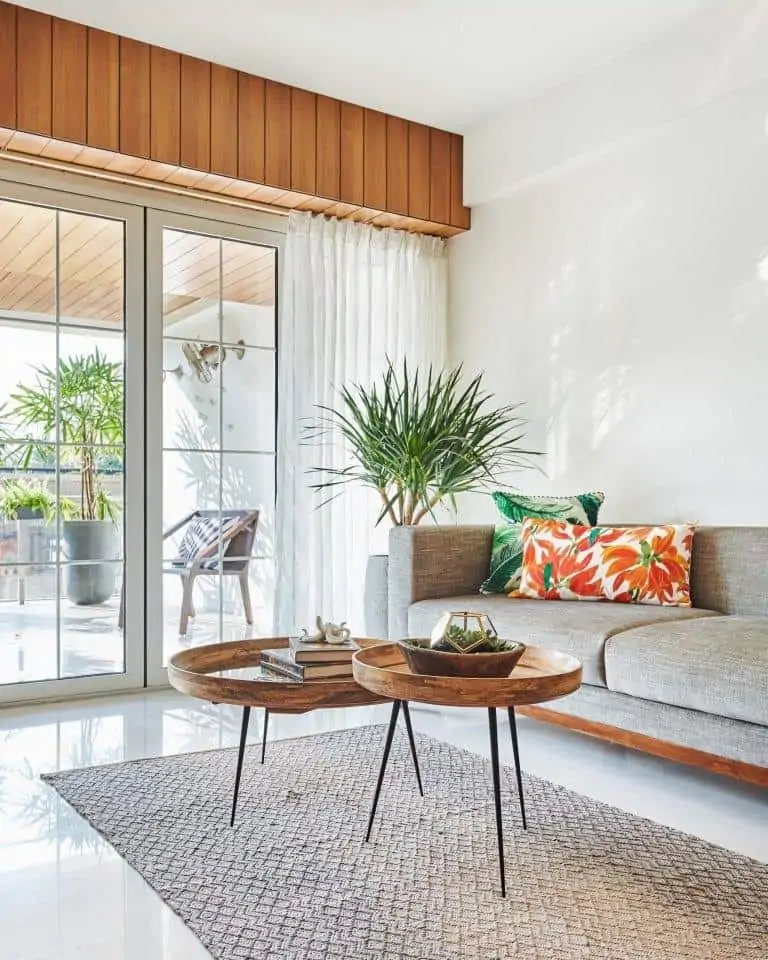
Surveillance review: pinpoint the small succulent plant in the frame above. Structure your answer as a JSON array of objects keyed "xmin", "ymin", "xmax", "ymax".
[
  {"xmin": 424, "ymin": 611, "xmax": 512, "ymax": 654},
  {"xmin": 405, "ymin": 629, "xmax": 515, "ymax": 655},
  {"xmin": 437, "ymin": 625, "xmax": 513, "ymax": 654}
]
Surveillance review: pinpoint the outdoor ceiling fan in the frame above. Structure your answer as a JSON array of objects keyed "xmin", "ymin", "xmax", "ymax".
[{"xmin": 180, "ymin": 340, "xmax": 246, "ymax": 383}]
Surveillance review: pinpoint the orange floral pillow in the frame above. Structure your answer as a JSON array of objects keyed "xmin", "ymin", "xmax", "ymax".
[{"xmin": 514, "ymin": 519, "xmax": 695, "ymax": 606}]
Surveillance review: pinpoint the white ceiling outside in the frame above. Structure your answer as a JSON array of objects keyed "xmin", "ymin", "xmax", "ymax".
[{"xmin": 27, "ymin": 0, "xmax": 717, "ymax": 132}]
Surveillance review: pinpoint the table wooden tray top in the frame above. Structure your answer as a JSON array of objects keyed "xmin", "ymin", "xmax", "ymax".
[
  {"xmin": 352, "ymin": 643, "xmax": 582, "ymax": 708},
  {"xmin": 168, "ymin": 637, "xmax": 389, "ymax": 714}
]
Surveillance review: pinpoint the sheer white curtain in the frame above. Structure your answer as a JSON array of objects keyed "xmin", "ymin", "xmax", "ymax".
[{"xmin": 275, "ymin": 211, "xmax": 447, "ymax": 634}]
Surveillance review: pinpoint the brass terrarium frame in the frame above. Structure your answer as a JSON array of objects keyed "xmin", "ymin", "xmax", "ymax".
[{"xmin": 430, "ymin": 610, "xmax": 499, "ymax": 652}]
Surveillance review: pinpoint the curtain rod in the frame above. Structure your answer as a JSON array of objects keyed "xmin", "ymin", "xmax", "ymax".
[{"xmin": 0, "ymin": 148, "xmax": 291, "ymax": 218}]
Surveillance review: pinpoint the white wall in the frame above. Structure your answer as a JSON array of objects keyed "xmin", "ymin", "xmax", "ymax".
[{"xmin": 450, "ymin": 0, "xmax": 768, "ymax": 525}]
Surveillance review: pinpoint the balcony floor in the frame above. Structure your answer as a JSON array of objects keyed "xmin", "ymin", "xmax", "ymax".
[{"xmin": 0, "ymin": 597, "xmax": 266, "ymax": 687}]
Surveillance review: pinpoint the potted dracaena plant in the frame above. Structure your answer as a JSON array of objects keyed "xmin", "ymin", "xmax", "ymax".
[
  {"xmin": 306, "ymin": 360, "xmax": 538, "ymax": 636},
  {"xmin": 7, "ymin": 349, "xmax": 123, "ymax": 605}
]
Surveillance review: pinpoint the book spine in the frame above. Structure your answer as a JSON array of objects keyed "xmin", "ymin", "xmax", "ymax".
[
  {"xmin": 288, "ymin": 637, "xmax": 356, "ymax": 660},
  {"xmin": 260, "ymin": 652, "xmax": 304, "ymax": 680},
  {"xmin": 293, "ymin": 651, "xmax": 354, "ymax": 664}
]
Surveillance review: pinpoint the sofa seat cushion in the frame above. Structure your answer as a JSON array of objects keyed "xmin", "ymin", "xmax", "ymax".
[
  {"xmin": 407, "ymin": 596, "xmax": 718, "ymax": 687},
  {"xmin": 604, "ymin": 616, "xmax": 768, "ymax": 726}
]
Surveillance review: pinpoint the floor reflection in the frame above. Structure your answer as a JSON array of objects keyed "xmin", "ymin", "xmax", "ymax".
[
  {"xmin": 0, "ymin": 690, "xmax": 765, "ymax": 960},
  {"xmin": 0, "ymin": 598, "xmax": 272, "ymax": 687},
  {"xmin": 0, "ymin": 599, "xmax": 124, "ymax": 684}
]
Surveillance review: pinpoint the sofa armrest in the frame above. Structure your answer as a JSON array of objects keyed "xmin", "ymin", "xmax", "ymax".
[{"xmin": 387, "ymin": 525, "xmax": 495, "ymax": 640}]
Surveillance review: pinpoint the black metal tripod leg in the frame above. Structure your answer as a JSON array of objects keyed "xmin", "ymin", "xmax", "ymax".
[
  {"xmin": 230, "ymin": 706, "xmax": 251, "ymax": 827},
  {"xmin": 507, "ymin": 706, "xmax": 527, "ymax": 830},
  {"xmin": 488, "ymin": 707, "xmax": 507, "ymax": 898},
  {"xmin": 365, "ymin": 699, "xmax": 401, "ymax": 842},
  {"xmin": 261, "ymin": 708, "xmax": 269, "ymax": 764},
  {"xmin": 400, "ymin": 700, "xmax": 424, "ymax": 796}
]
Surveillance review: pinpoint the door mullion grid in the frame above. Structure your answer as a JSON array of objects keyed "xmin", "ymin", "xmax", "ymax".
[
  {"xmin": 0, "ymin": 168, "xmax": 286, "ymax": 704},
  {"xmin": 0, "ymin": 184, "xmax": 143, "ymax": 703},
  {"xmin": 143, "ymin": 209, "xmax": 284, "ymax": 687},
  {"xmin": 218, "ymin": 236, "xmax": 224, "ymax": 643},
  {"xmin": 54, "ymin": 210, "xmax": 62, "ymax": 679}
]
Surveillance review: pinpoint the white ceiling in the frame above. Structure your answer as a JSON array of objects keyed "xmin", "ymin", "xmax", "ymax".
[{"xmin": 28, "ymin": 0, "xmax": 717, "ymax": 132}]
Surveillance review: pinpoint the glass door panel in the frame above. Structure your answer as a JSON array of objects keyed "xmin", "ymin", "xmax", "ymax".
[
  {"xmin": 0, "ymin": 188, "xmax": 143, "ymax": 702},
  {"xmin": 146, "ymin": 211, "xmax": 280, "ymax": 681},
  {"xmin": 221, "ymin": 241, "xmax": 276, "ymax": 348}
]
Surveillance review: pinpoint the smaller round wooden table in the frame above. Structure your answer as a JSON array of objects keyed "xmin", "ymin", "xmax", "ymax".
[
  {"xmin": 352, "ymin": 643, "xmax": 582, "ymax": 898},
  {"xmin": 168, "ymin": 637, "xmax": 424, "ymax": 826}
]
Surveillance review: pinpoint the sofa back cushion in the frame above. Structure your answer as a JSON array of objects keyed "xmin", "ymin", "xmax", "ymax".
[
  {"xmin": 386, "ymin": 524, "xmax": 768, "ymax": 641},
  {"xmin": 690, "ymin": 527, "xmax": 768, "ymax": 615},
  {"xmin": 388, "ymin": 525, "xmax": 496, "ymax": 640}
]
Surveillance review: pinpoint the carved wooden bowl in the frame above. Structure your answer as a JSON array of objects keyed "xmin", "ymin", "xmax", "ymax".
[{"xmin": 398, "ymin": 639, "xmax": 526, "ymax": 678}]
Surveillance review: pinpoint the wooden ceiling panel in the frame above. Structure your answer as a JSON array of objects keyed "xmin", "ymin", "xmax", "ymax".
[
  {"xmin": 60, "ymin": 215, "xmax": 123, "ymax": 279},
  {"xmin": 0, "ymin": 202, "xmax": 55, "ymax": 272},
  {"xmin": 11, "ymin": 270, "xmax": 57, "ymax": 315},
  {"xmin": 0, "ymin": 269, "xmax": 54, "ymax": 317},
  {"xmin": 223, "ymin": 259, "xmax": 274, "ymax": 297},
  {"xmin": 0, "ymin": 201, "xmax": 277, "ymax": 326},
  {"xmin": 61, "ymin": 280, "xmax": 123, "ymax": 325},
  {"xmin": 162, "ymin": 230, "xmax": 275, "ymax": 310},
  {"xmin": 164, "ymin": 231, "xmax": 216, "ymax": 269}
]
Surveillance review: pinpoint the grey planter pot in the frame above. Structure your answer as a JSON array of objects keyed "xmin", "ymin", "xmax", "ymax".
[
  {"xmin": 16, "ymin": 507, "xmax": 45, "ymax": 520},
  {"xmin": 16, "ymin": 511, "xmax": 52, "ymax": 569},
  {"xmin": 62, "ymin": 519, "xmax": 117, "ymax": 605},
  {"xmin": 363, "ymin": 554, "xmax": 389, "ymax": 640}
]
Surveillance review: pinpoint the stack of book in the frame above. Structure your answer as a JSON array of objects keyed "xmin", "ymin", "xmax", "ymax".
[{"xmin": 260, "ymin": 635, "xmax": 359, "ymax": 681}]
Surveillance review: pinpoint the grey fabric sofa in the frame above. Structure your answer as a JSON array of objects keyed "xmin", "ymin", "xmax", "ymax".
[{"xmin": 388, "ymin": 525, "xmax": 768, "ymax": 785}]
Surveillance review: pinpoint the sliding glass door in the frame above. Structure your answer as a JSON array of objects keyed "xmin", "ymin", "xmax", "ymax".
[
  {"xmin": 0, "ymin": 171, "xmax": 282, "ymax": 699},
  {"xmin": 145, "ymin": 210, "xmax": 281, "ymax": 683},
  {"xmin": 0, "ymin": 184, "xmax": 144, "ymax": 702}
]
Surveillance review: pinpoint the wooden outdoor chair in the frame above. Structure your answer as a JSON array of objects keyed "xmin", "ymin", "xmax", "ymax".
[
  {"xmin": 167, "ymin": 509, "xmax": 260, "ymax": 636},
  {"xmin": 119, "ymin": 509, "xmax": 260, "ymax": 635}
]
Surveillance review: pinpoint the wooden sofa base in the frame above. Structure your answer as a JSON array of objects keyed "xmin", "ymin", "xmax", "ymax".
[{"xmin": 516, "ymin": 704, "xmax": 768, "ymax": 789}]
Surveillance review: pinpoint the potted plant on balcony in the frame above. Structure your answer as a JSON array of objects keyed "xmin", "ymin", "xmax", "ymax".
[
  {"xmin": 306, "ymin": 360, "xmax": 537, "ymax": 636},
  {"xmin": 0, "ymin": 477, "xmax": 61, "ymax": 523},
  {"xmin": 7, "ymin": 350, "xmax": 123, "ymax": 605},
  {"xmin": 0, "ymin": 478, "xmax": 78, "ymax": 593}
]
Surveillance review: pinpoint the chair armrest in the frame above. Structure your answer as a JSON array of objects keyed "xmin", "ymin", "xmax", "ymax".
[
  {"xmin": 191, "ymin": 511, "xmax": 261, "ymax": 564},
  {"xmin": 163, "ymin": 512, "xmax": 197, "ymax": 540},
  {"xmin": 387, "ymin": 525, "xmax": 495, "ymax": 640}
]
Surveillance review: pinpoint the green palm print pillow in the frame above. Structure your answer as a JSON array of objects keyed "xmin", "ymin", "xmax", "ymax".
[{"xmin": 480, "ymin": 490, "xmax": 605, "ymax": 595}]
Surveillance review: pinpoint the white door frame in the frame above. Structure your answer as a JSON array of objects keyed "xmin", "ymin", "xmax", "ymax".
[
  {"xmin": 144, "ymin": 208, "xmax": 284, "ymax": 687},
  {"xmin": 0, "ymin": 160, "xmax": 286, "ymax": 702},
  {"xmin": 0, "ymin": 180, "xmax": 145, "ymax": 703}
]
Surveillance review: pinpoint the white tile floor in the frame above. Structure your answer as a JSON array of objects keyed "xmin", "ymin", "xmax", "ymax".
[
  {"xmin": 0, "ymin": 690, "xmax": 766, "ymax": 960},
  {"xmin": 0, "ymin": 598, "xmax": 125, "ymax": 684}
]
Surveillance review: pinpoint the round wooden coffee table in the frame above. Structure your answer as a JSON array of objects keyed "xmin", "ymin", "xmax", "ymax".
[
  {"xmin": 168, "ymin": 637, "xmax": 424, "ymax": 826},
  {"xmin": 352, "ymin": 642, "xmax": 582, "ymax": 897}
]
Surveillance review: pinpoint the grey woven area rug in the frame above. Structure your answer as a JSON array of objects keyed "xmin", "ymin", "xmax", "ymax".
[{"xmin": 44, "ymin": 726, "xmax": 767, "ymax": 960}]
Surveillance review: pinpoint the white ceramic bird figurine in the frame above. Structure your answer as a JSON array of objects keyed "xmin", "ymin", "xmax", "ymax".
[{"xmin": 298, "ymin": 616, "xmax": 352, "ymax": 645}]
